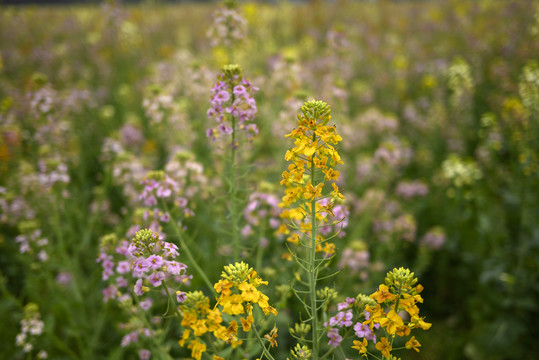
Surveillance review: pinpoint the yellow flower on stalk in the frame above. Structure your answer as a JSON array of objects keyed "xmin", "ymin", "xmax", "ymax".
[
  {"xmin": 352, "ymin": 338, "xmax": 368, "ymax": 357},
  {"xmin": 215, "ymin": 279, "xmax": 233, "ymax": 296},
  {"xmin": 178, "ymin": 329, "xmax": 190, "ymax": 347},
  {"xmin": 238, "ymin": 281, "xmax": 260, "ymax": 303},
  {"xmin": 371, "ymin": 284, "xmax": 395, "ymax": 303},
  {"xmin": 330, "ymin": 183, "xmax": 344, "ymax": 201},
  {"xmin": 281, "ymin": 100, "xmax": 344, "ymax": 210},
  {"xmin": 241, "ymin": 314, "xmax": 254, "ymax": 332},
  {"xmin": 264, "ymin": 325, "xmax": 278, "ymax": 348},
  {"xmin": 375, "ymin": 337, "xmax": 392, "ymax": 358},
  {"xmin": 188, "ymin": 339, "xmax": 207, "ymax": 360},
  {"xmin": 220, "ymin": 294, "xmax": 245, "ymax": 315},
  {"xmin": 224, "ymin": 320, "xmax": 239, "ymax": 344},
  {"xmin": 378, "ymin": 309, "xmax": 404, "ymax": 335},
  {"xmin": 405, "ymin": 335, "xmax": 421, "ymax": 352},
  {"xmin": 410, "ymin": 316, "xmax": 432, "ymax": 330},
  {"xmin": 192, "ymin": 319, "xmax": 209, "ymax": 337},
  {"xmin": 303, "ymin": 182, "xmax": 324, "ymax": 200}
]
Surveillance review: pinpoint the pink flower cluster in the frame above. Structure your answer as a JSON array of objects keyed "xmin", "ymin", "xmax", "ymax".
[
  {"xmin": 138, "ymin": 171, "xmax": 193, "ymax": 232},
  {"xmin": 206, "ymin": 4, "xmax": 247, "ymax": 48},
  {"xmin": 96, "ymin": 229, "xmax": 189, "ymax": 304},
  {"xmin": 324, "ymin": 298, "xmax": 378, "ymax": 348},
  {"xmin": 128, "ymin": 229, "xmax": 188, "ymax": 295},
  {"xmin": 206, "ymin": 68, "xmax": 258, "ymax": 145}
]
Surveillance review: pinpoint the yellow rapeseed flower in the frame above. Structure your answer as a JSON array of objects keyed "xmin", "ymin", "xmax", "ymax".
[
  {"xmin": 375, "ymin": 337, "xmax": 392, "ymax": 358},
  {"xmin": 405, "ymin": 336, "xmax": 421, "ymax": 352},
  {"xmin": 352, "ymin": 338, "xmax": 368, "ymax": 357}
]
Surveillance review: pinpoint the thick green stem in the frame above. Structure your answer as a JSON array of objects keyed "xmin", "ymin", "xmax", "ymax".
[
  {"xmin": 309, "ymin": 147, "xmax": 319, "ymax": 360},
  {"xmin": 230, "ymin": 111, "xmax": 240, "ymax": 260}
]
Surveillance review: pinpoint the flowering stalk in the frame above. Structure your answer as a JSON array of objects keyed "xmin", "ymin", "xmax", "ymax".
[
  {"xmin": 281, "ymin": 100, "xmax": 344, "ymax": 360},
  {"xmin": 207, "ymin": 0, "xmax": 247, "ymax": 63},
  {"xmin": 207, "ymin": 64, "xmax": 258, "ymax": 260}
]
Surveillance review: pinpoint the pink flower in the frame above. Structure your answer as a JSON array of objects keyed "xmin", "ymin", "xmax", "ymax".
[
  {"xmin": 176, "ymin": 291, "xmax": 187, "ymax": 303},
  {"xmin": 166, "ymin": 260, "xmax": 186, "ymax": 275},
  {"xmin": 139, "ymin": 349, "xmax": 151, "ymax": 360},
  {"xmin": 116, "ymin": 260, "xmax": 131, "ymax": 274},
  {"xmin": 134, "ymin": 279, "xmax": 145, "ymax": 296},
  {"xmin": 140, "ymin": 298, "xmax": 153, "ymax": 311},
  {"xmin": 148, "ymin": 271, "xmax": 165, "ymax": 287},
  {"xmin": 147, "ymin": 255, "xmax": 164, "ymax": 270}
]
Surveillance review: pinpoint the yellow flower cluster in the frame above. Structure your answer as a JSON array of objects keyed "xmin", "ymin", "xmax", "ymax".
[
  {"xmin": 178, "ymin": 262, "xmax": 277, "ymax": 359},
  {"xmin": 279, "ymin": 100, "xmax": 344, "ymax": 258},
  {"xmin": 178, "ymin": 291, "xmax": 229, "ymax": 360},
  {"xmin": 280, "ymin": 100, "xmax": 343, "ymax": 206},
  {"xmin": 216, "ymin": 262, "xmax": 277, "ymax": 318},
  {"xmin": 353, "ymin": 268, "xmax": 431, "ymax": 359}
]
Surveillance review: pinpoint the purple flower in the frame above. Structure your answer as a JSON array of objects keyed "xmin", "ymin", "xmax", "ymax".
[
  {"xmin": 102, "ymin": 259, "xmax": 115, "ymax": 280},
  {"xmin": 354, "ymin": 322, "xmax": 377, "ymax": 342},
  {"xmin": 337, "ymin": 301, "xmax": 350, "ymax": 311},
  {"xmin": 147, "ymin": 255, "xmax": 164, "ymax": 270},
  {"xmin": 139, "ymin": 349, "xmax": 151, "ymax": 360},
  {"xmin": 140, "ymin": 298, "xmax": 153, "ymax": 311},
  {"xmin": 176, "ymin": 291, "xmax": 187, "ymax": 303},
  {"xmin": 134, "ymin": 279, "xmax": 146, "ymax": 296},
  {"xmin": 116, "ymin": 277, "xmax": 128, "ymax": 288},
  {"xmin": 327, "ymin": 328, "xmax": 342, "ymax": 348},
  {"xmin": 163, "ymin": 242, "xmax": 179, "ymax": 258},
  {"xmin": 166, "ymin": 260, "xmax": 186, "ymax": 275},
  {"xmin": 103, "ymin": 285, "xmax": 117, "ymax": 302},
  {"xmin": 156, "ymin": 186, "xmax": 172, "ymax": 198},
  {"xmin": 133, "ymin": 258, "xmax": 150, "ymax": 274},
  {"xmin": 329, "ymin": 312, "xmax": 343, "ymax": 326},
  {"xmin": 148, "ymin": 271, "xmax": 165, "ymax": 287},
  {"xmin": 342, "ymin": 310, "xmax": 354, "ymax": 327},
  {"xmin": 116, "ymin": 260, "xmax": 131, "ymax": 274},
  {"xmin": 233, "ymin": 85, "xmax": 246, "ymax": 96},
  {"xmin": 217, "ymin": 123, "xmax": 233, "ymax": 135},
  {"xmin": 121, "ymin": 331, "xmax": 138, "ymax": 347}
]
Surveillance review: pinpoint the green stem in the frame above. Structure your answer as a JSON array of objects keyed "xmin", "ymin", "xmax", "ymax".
[
  {"xmin": 251, "ymin": 323, "xmax": 276, "ymax": 360},
  {"xmin": 309, "ymin": 145, "xmax": 319, "ymax": 360},
  {"xmin": 132, "ymin": 295, "xmax": 173, "ymax": 360},
  {"xmin": 162, "ymin": 202, "xmax": 215, "ymax": 295},
  {"xmin": 230, "ymin": 108, "xmax": 240, "ymax": 261},
  {"xmin": 255, "ymin": 222, "xmax": 266, "ymax": 271},
  {"xmin": 162, "ymin": 282, "xmax": 183, "ymax": 319}
]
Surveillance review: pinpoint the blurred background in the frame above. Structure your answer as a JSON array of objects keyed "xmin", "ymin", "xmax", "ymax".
[{"xmin": 1, "ymin": 0, "xmax": 538, "ymax": 359}]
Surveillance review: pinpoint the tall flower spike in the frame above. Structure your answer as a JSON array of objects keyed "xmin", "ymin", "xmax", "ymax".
[
  {"xmin": 281, "ymin": 100, "xmax": 344, "ymax": 360},
  {"xmin": 207, "ymin": 0, "xmax": 247, "ymax": 49}
]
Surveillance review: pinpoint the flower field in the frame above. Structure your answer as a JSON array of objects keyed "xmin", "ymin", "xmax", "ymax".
[{"xmin": 1, "ymin": 0, "xmax": 539, "ymax": 359}]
